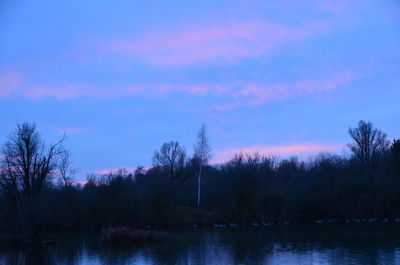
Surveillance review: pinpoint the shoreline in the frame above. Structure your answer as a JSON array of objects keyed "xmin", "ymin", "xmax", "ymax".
[{"xmin": 2, "ymin": 217, "xmax": 400, "ymax": 247}]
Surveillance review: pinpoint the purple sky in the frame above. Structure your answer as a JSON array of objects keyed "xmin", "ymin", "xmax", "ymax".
[{"xmin": 0, "ymin": 0, "xmax": 399, "ymax": 179}]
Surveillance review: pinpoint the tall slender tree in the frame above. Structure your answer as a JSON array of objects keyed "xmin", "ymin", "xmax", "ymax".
[{"xmin": 194, "ymin": 124, "xmax": 211, "ymax": 208}]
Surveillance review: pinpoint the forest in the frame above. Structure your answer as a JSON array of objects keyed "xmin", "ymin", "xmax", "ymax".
[{"xmin": 0, "ymin": 121, "xmax": 399, "ymax": 235}]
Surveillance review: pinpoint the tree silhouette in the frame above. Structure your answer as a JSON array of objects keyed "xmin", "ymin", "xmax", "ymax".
[
  {"xmin": 0, "ymin": 123, "xmax": 68, "ymax": 233},
  {"xmin": 0, "ymin": 123, "xmax": 66, "ymax": 199},
  {"xmin": 57, "ymin": 149, "xmax": 77, "ymax": 186},
  {"xmin": 153, "ymin": 141, "xmax": 186, "ymax": 181},
  {"xmin": 347, "ymin": 120, "xmax": 389, "ymax": 166}
]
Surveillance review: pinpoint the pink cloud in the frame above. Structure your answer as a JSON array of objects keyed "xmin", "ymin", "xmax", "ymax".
[
  {"xmin": 20, "ymin": 84, "xmax": 142, "ymax": 100},
  {"xmin": 0, "ymin": 71, "xmax": 21, "ymax": 98},
  {"xmin": 276, "ymin": 0, "xmax": 369, "ymax": 15},
  {"xmin": 13, "ymin": 72, "xmax": 354, "ymax": 104},
  {"xmin": 294, "ymin": 72, "xmax": 355, "ymax": 93},
  {"xmin": 145, "ymin": 84, "xmax": 209, "ymax": 96},
  {"xmin": 108, "ymin": 20, "xmax": 329, "ymax": 65},
  {"xmin": 19, "ymin": 83, "xmax": 209, "ymax": 100},
  {"xmin": 3, "ymin": 68, "xmax": 355, "ymax": 104},
  {"xmin": 213, "ymin": 143, "xmax": 342, "ymax": 164},
  {"xmin": 213, "ymin": 72, "xmax": 357, "ymax": 110},
  {"xmin": 24, "ymin": 86, "xmax": 85, "ymax": 100}
]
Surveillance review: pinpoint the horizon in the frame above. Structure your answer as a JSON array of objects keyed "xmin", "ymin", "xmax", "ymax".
[{"xmin": 1, "ymin": 0, "xmax": 399, "ymax": 179}]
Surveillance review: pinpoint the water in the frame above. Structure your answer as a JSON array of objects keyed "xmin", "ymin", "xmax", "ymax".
[{"xmin": 1, "ymin": 224, "xmax": 400, "ymax": 265}]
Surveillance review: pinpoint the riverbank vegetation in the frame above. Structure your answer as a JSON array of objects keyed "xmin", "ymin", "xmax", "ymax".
[{"xmin": 0, "ymin": 121, "xmax": 399, "ymax": 236}]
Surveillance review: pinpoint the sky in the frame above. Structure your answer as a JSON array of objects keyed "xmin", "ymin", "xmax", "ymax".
[{"xmin": 0, "ymin": 0, "xmax": 399, "ymax": 179}]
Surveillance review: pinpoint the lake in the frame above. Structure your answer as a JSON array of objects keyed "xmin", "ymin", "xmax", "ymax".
[{"xmin": 1, "ymin": 224, "xmax": 400, "ymax": 265}]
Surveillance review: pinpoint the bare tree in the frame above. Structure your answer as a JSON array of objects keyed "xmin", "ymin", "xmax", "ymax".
[
  {"xmin": 57, "ymin": 149, "xmax": 77, "ymax": 186},
  {"xmin": 347, "ymin": 120, "xmax": 389, "ymax": 166},
  {"xmin": 153, "ymin": 141, "xmax": 186, "ymax": 180},
  {"xmin": 194, "ymin": 124, "xmax": 211, "ymax": 208},
  {"xmin": 0, "ymin": 123, "xmax": 66, "ymax": 199}
]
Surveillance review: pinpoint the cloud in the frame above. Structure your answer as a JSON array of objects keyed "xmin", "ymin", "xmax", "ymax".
[
  {"xmin": 108, "ymin": 19, "xmax": 329, "ymax": 65},
  {"xmin": 18, "ymin": 84, "xmax": 142, "ymax": 100},
  {"xmin": 24, "ymin": 86, "xmax": 86, "ymax": 100},
  {"xmin": 277, "ymin": 0, "xmax": 369, "ymax": 15},
  {"xmin": 0, "ymin": 71, "xmax": 21, "ymax": 98},
  {"xmin": 19, "ymin": 83, "xmax": 208, "ymax": 100},
  {"xmin": 1, "ymin": 68, "xmax": 356, "ymax": 106},
  {"xmin": 213, "ymin": 71, "xmax": 357, "ymax": 110},
  {"xmin": 213, "ymin": 143, "xmax": 342, "ymax": 164}
]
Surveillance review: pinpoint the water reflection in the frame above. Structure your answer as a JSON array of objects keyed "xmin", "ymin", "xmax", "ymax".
[{"xmin": 1, "ymin": 224, "xmax": 400, "ymax": 265}]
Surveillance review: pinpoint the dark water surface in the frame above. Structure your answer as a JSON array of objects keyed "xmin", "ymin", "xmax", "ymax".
[{"xmin": 1, "ymin": 224, "xmax": 400, "ymax": 265}]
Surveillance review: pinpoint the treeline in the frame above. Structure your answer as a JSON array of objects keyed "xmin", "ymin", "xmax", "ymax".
[{"xmin": 0, "ymin": 121, "xmax": 399, "ymax": 234}]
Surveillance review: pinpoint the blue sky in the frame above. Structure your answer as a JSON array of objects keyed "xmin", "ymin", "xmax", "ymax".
[{"xmin": 0, "ymin": 0, "xmax": 399, "ymax": 178}]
